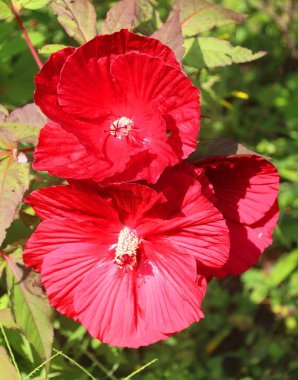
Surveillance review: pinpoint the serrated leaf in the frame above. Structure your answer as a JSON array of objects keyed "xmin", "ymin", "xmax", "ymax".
[
  {"xmin": 189, "ymin": 138, "xmax": 265, "ymax": 163},
  {"xmin": 0, "ymin": 308, "xmax": 18, "ymax": 329},
  {"xmin": 174, "ymin": 0, "xmax": 246, "ymax": 37},
  {"xmin": 101, "ymin": 0, "xmax": 137, "ymax": 34},
  {"xmin": 0, "ymin": 103, "xmax": 47, "ymax": 145},
  {"xmin": 39, "ymin": 43, "xmax": 69, "ymax": 56},
  {"xmin": 0, "ymin": 346, "xmax": 19, "ymax": 380},
  {"xmin": 152, "ymin": 10, "xmax": 184, "ymax": 63},
  {"xmin": 184, "ymin": 37, "xmax": 266, "ymax": 68},
  {"xmin": 51, "ymin": 0, "xmax": 97, "ymax": 45},
  {"xmin": 5, "ymin": 254, "xmax": 53, "ymax": 362},
  {"xmin": 0, "ymin": 1, "xmax": 13, "ymax": 21},
  {"xmin": 0, "ymin": 139, "xmax": 30, "ymax": 246}
]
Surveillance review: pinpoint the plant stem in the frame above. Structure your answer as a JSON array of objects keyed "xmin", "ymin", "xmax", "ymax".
[{"xmin": 9, "ymin": 0, "xmax": 43, "ymax": 69}]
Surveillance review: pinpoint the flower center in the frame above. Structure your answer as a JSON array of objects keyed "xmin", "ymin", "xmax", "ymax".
[
  {"xmin": 110, "ymin": 116, "xmax": 133, "ymax": 139},
  {"xmin": 115, "ymin": 227, "xmax": 139, "ymax": 270}
]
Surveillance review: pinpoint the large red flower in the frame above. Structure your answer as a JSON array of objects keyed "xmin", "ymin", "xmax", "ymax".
[
  {"xmin": 23, "ymin": 173, "xmax": 229, "ymax": 348},
  {"xmin": 33, "ymin": 29, "xmax": 200, "ymax": 184},
  {"xmin": 189, "ymin": 155, "xmax": 280, "ymax": 277}
]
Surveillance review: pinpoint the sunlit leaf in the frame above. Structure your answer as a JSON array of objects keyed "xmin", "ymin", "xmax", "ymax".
[
  {"xmin": 0, "ymin": 308, "xmax": 18, "ymax": 330},
  {"xmin": 5, "ymin": 253, "xmax": 54, "ymax": 362},
  {"xmin": 0, "ymin": 103, "xmax": 47, "ymax": 145},
  {"xmin": 39, "ymin": 43, "xmax": 69, "ymax": 56},
  {"xmin": 0, "ymin": 346, "xmax": 19, "ymax": 380},
  {"xmin": 0, "ymin": 135, "xmax": 30, "ymax": 246},
  {"xmin": 152, "ymin": 10, "xmax": 184, "ymax": 63},
  {"xmin": 101, "ymin": 0, "xmax": 137, "ymax": 34},
  {"xmin": 174, "ymin": 0, "xmax": 246, "ymax": 37},
  {"xmin": 184, "ymin": 37, "xmax": 266, "ymax": 68},
  {"xmin": 13, "ymin": 0, "xmax": 50, "ymax": 11},
  {"xmin": 51, "ymin": 0, "xmax": 97, "ymax": 44},
  {"xmin": 0, "ymin": 1, "xmax": 13, "ymax": 21}
]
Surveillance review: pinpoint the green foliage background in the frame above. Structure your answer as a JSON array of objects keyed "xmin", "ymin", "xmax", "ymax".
[{"xmin": 0, "ymin": 0, "xmax": 297, "ymax": 379}]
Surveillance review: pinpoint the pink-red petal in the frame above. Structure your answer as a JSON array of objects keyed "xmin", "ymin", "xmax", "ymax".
[
  {"xmin": 200, "ymin": 155, "xmax": 279, "ymax": 225},
  {"xmin": 139, "ymin": 241, "xmax": 206, "ymax": 333}
]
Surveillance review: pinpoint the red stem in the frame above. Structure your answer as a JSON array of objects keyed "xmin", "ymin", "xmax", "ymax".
[{"xmin": 9, "ymin": 1, "xmax": 43, "ymax": 70}]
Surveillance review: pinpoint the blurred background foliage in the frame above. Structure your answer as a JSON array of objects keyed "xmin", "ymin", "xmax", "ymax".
[{"xmin": 0, "ymin": 0, "xmax": 297, "ymax": 379}]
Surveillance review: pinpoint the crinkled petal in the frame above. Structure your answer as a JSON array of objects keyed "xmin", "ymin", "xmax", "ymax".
[
  {"xmin": 200, "ymin": 156, "xmax": 279, "ymax": 225},
  {"xmin": 40, "ymin": 239, "xmax": 114, "ymax": 319},
  {"xmin": 23, "ymin": 217, "xmax": 118, "ymax": 271},
  {"xmin": 25, "ymin": 185, "xmax": 119, "ymax": 222},
  {"xmin": 139, "ymin": 240, "xmax": 206, "ymax": 333},
  {"xmin": 199, "ymin": 201, "xmax": 279, "ymax": 277},
  {"xmin": 73, "ymin": 260, "xmax": 169, "ymax": 348},
  {"xmin": 33, "ymin": 121, "xmax": 113, "ymax": 180}
]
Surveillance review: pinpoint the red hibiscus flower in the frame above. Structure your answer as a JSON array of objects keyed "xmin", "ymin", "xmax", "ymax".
[
  {"xmin": 23, "ymin": 173, "xmax": 229, "ymax": 348},
  {"xmin": 33, "ymin": 29, "xmax": 200, "ymax": 184},
  {"xmin": 181, "ymin": 155, "xmax": 279, "ymax": 277}
]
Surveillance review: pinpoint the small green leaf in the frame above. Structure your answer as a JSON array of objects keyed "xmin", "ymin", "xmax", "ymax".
[
  {"xmin": 39, "ymin": 44, "xmax": 69, "ymax": 56},
  {"xmin": 174, "ymin": 0, "xmax": 247, "ymax": 37},
  {"xmin": 0, "ymin": 1, "xmax": 13, "ymax": 21},
  {"xmin": 0, "ymin": 346, "xmax": 19, "ymax": 380},
  {"xmin": 51, "ymin": 0, "xmax": 97, "ymax": 45},
  {"xmin": 152, "ymin": 10, "xmax": 184, "ymax": 63},
  {"xmin": 13, "ymin": 0, "xmax": 50, "ymax": 11},
  {"xmin": 5, "ymin": 254, "xmax": 54, "ymax": 362},
  {"xmin": 0, "ymin": 103, "xmax": 47, "ymax": 144},
  {"xmin": 184, "ymin": 37, "xmax": 266, "ymax": 68}
]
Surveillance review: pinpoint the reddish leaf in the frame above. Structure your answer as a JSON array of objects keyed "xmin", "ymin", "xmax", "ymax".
[
  {"xmin": 152, "ymin": 11, "xmax": 185, "ymax": 64},
  {"xmin": 51, "ymin": 0, "xmax": 97, "ymax": 44}
]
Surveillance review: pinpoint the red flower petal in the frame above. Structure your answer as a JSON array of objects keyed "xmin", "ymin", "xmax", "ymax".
[
  {"xmin": 199, "ymin": 201, "xmax": 279, "ymax": 277},
  {"xmin": 33, "ymin": 121, "xmax": 114, "ymax": 179},
  {"xmin": 34, "ymin": 47, "xmax": 76, "ymax": 126},
  {"xmin": 200, "ymin": 156, "xmax": 279, "ymax": 225},
  {"xmin": 139, "ymin": 240, "xmax": 206, "ymax": 334},
  {"xmin": 73, "ymin": 260, "xmax": 169, "ymax": 348},
  {"xmin": 40, "ymin": 239, "xmax": 114, "ymax": 319},
  {"xmin": 23, "ymin": 217, "xmax": 118, "ymax": 271},
  {"xmin": 25, "ymin": 185, "xmax": 119, "ymax": 222}
]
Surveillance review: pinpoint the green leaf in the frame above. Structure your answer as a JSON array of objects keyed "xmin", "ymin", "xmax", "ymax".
[
  {"xmin": 0, "ymin": 346, "xmax": 19, "ymax": 380},
  {"xmin": 39, "ymin": 43, "xmax": 69, "ymax": 56},
  {"xmin": 184, "ymin": 37, "xmax": 266, "ymax": 68},
  {"xmin": 51, "ymin": 0, "xmax": 97, "ymax": 45},
  {"xmin": 174, "ymin": 0, "xmax": 247, "ymax": 37},
  {"xmin": 0, "ymin": 136, "xmax": 30, "ymax": 246},
  {"xmin": 101, "ymin": 0, "xmax": 137, "ymax": 34},
  {"xmin": 5, "ymin": 254, "xmax": 54, "ymax": 362},
  {"xmin": 267, "ymin": 249, "xmax": 298, "ymax": 288},
  {"xmin": 152, "ymin": 10, "xmax": 184, "ymax": 63},
  {"xmin": 0, "ymin": 1, "xmax": 13, "ymax": 21},
  {"xmin": 0, "ymin": 103, "xmax": 47, "ymax": 145},
  {"xmin": 13, "ymin": 0, "xmax": 50, "ymax": 11}
]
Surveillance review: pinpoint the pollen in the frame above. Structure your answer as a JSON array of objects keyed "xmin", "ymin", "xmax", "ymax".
[
  {"xmin": 110, "ymin": 116, "xmax": 133, "ymax": 139},
  {"xmin": 115, "ymin": 227, "xmax": 139, "ymax": 270}
]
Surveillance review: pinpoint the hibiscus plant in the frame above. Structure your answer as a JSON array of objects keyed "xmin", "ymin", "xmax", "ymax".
[{"xmin": 1, "ymin": 0, "xmax": 295, "ymax": 379}]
